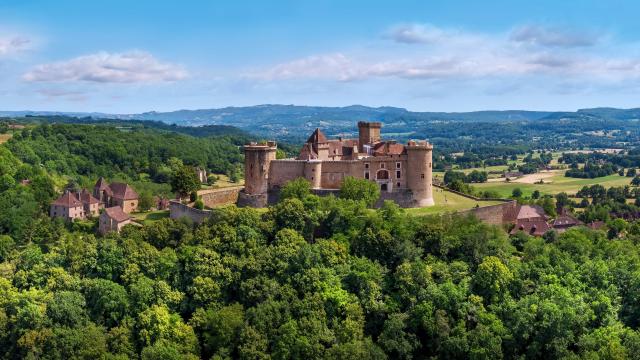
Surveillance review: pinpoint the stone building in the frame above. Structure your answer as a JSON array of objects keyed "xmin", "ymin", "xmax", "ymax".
[
  {"xmin": 99, "ymin": 206, "xmax": 132, "ymax": 235},
  {"xmin": 50, "ymin": 189, "xmax": 100, "ymax": 221},
  {"xmin": 93, "ymin": 177, "xmax": 139, "ymax": 213},
  {"xmin": 240, "ymin": 121, "xmax": 434, "ymax": 208}
]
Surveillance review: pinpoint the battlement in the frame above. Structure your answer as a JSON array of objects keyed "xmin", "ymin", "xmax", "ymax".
[
  {"xmin": 406, "ymin": 140, "xmax": 433, "ymax": 150},
  {"xmin": 357, "ymin": 121, "xmax": 382, "ymax": 128},
  {"xmin": 244, "ymin": 141, "xmax": 277, "ymax": 150}
]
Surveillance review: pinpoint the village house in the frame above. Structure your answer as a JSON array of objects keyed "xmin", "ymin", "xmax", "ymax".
[
  {"xmin": 99, "ymin": 206, "xmax": 132, "ymax": 235},
  {"xmin": 50, "ymin": 189, "xmax": 100, "ymax": 221},
  {"xmin": 93, "ymin": 177, "xmax": 139, "ymax": 213},
  {"xmin": 509, "ymin": 205, "xmax": 552, "ymax": 236}
]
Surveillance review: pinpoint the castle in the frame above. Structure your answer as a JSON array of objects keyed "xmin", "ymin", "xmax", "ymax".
[{"xmin": 240, "ymin": 121, "xmax": 434, "ymax": 207}]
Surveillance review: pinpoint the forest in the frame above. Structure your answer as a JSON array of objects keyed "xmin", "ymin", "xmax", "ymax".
[
  {"xmin": 2, "ymin": 123, "xmax": 248, "ymax": 189},
  {"xmin": 2, "ymin": 173, "xmax": 640, "ymax": 358}
]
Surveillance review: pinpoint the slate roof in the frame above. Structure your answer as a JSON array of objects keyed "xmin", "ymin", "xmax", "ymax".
[
  {"xmin": 103, "ymin": 206, "xmax": 130, "ymax": 222},
  {"xmin": 52, "ymin": 191, "xmax": 83, "ymax": 208}
]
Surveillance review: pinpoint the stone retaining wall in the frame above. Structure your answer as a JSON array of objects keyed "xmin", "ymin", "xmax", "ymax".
[
  {"xmin": 198, "ymin": 187, "xmax": 242, "ymax": 208},
  {"xmin": 169, "ymin": 201, "xmax": 211, "ymax": 224}
]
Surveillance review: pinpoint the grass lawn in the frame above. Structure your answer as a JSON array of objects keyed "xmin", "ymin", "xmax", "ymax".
[
  {"xmin": 475, "ymin": 173, "xmax": 632, "ymax": 198},
  {"xmin": 0, "ymin": 133, "xmax": 11, "ymax": 144},
  {"xmin": 201, "ymin": 174, "xmax": 244, "ymax": 189},
  {"xmin": 132, "ymin": 210, "xmax": 170, "ymax": 225},
  {"xmin": 405, "ymin": 189, "xmax": 505, "ymax": 216}
]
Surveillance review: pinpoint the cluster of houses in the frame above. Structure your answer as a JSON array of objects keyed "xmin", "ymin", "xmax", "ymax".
[
  {"xmin": 508, "ymin": 204, "xmax": 603, "ymax": 236},
  {"xmin": 50, "ymin": 177, "xmax": 139, "ymax": 235}
]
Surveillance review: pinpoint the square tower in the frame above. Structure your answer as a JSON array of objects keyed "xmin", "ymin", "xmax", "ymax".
[{"xmin": 358, "ymin": 121, "xmax": 382, "ymax": 152}]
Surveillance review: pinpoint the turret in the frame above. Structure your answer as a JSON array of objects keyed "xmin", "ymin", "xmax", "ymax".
[
  {"xmin": 304, "ymin": 160, "xmax": 322, "ymax": 189},
  {"xmin": 406, "ymin": 140, "xmax": 434, "ymax": 207},
  {"xmin": 244, "ymin": 141, "xmax": 277, "ymax": 195},
  {"xmin": 358, "ymin": 121, "xmax": 382, "ymax": 152}
]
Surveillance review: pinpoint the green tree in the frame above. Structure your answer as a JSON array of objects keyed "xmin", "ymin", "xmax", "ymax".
[
  {"xmin": 340, "ymin": 177, "xmax": 380, "ymax": 207},
  {"xmin": 171, "ymin": 165, "xmax": 200, "ymax": 199},
  {"xmin": 511, "ymin": 188, "xmax": 523, "ymax": 198},
  {"xmin": 280, "ymin": 177, "xmax": 312, "ymax": 200}
]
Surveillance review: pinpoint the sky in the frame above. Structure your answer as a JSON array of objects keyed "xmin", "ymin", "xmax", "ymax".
[{"xmin": 1, "ymin": 0, "xmax": 640, "ymax": 113}]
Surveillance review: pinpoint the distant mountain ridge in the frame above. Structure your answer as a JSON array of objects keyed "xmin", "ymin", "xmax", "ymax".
[{"xmin": 2, "ymin": 105, "xmax": 639, "ymax": 140}]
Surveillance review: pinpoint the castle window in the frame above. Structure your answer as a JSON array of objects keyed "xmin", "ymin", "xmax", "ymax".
[
  {"xmin": 364, "ymin": 171, "xmax": 370, "ymax": 180},
  {"xmin": 365, "ymin": 163, "xmax": 369, "ymax": 169},
  {"xmin": 380, "ymin": 163, "xmax": 385, "ymax": 169},
  {"xmin": 397, "ymin": 182, "xmax": 401, "ymax": 187},
  {"xmin": 396, "ymin": 162, "xmax": 401, "ymax": 169},
  {"xmin": 396, "ymin": 170, "xmax": 401, "ymax": 178},
  {"xmin": 429, "ymin": 162, "xmax": 432, "ymax": 168},
  {"xmin": 421, "ymin": 173, "xmax": 425, "ymax": 179}
]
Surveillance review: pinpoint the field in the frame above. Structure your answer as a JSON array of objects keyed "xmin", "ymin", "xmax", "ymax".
[
  {"xmin": 406, "ymin": 188, "xmax": 504, "ymax": 216},
  {"xmin": 131, "ymin": 210, "xmax": 170, "ymax": 225},
  {"xmin": 0, "ymin": 133, "xmax": 11, "ymax": 144},
  {"xmin": 474, "ymin": 171, "xmax": 632, "ymax": 198}
]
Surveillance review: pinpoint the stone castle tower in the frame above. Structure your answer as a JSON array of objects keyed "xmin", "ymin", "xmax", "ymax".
[
  {"xmin": 406, "ymin": 140, "xmax": 434, "ymax": 206},
  {"xmin": 358, "ymin": 121, "xmax": 381, "ymax": 152},
  {"xmin": 243, "ymin": 141, "xmax": 277, "ymax": 195}
]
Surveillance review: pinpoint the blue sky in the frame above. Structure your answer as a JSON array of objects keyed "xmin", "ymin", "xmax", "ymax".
[{"xmin": 1, "ymin": 0, "xmax": 640, "ymax": 113}]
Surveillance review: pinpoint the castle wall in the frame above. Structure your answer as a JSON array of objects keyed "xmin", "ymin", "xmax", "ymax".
[
  {"xmin": 268, "ymin": 160, "xmax": 306, "ymax": 189},
  {"xmin": 169, "ymin": 201, "xmax": 212, "ymax": 224},
  {"xmin": 199, "ymin": 187, "xmax": 242, "ymax": 208}
]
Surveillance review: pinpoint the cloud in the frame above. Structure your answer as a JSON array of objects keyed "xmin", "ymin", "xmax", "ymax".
[
  {"xmin": 23, "ymin": 51, "xmax": 188, "ymax": 83},
  {"xmin": 509, "ymin": 24, "xmax": 599, "ymax": 48},
  {"xmin": 0, "ymin": 35, "xmax": 31, "ymax": 56},
  {"xmin": 387, "ymin": 24, "xmax": 452, "ymax": 44}
]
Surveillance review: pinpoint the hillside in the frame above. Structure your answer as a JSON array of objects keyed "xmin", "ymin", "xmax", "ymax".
[{"xmin": 6, "ymin": 105, "xmax": 640, "ymax": 143}]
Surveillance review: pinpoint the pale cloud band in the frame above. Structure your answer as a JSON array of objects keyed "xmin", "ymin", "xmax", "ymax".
[
  {"xmin": 248, "ymin": 23, "xmax": 636, "ymax": 85},
  {"xmin": 23, "ymin": 51, "xmax": 188, "ymax": 83}
]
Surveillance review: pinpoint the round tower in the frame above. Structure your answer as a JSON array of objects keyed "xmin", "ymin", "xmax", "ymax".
[
  {"xmin": 406, "ymin": 140, "xmax": 434, "ymax": 207},
  {"xmin": 304, "ymin": 160, "xmax": 322, "ymax": 189},
  {"xmin": 244, "ymin": 142, "xmax": 277, "ymax": 195}
]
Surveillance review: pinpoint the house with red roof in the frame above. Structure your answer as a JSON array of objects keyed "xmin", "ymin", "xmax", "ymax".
[
  {"xmin": 99, "ymin": 206, "xmax": 132, "ymax": 235},
  {"xmin": 93, "ymin": 177, "xmax": 139, "ymax": 213},
  {"xmin": 50, "ymin": 189, "xmax": 101, "ymax": 221}
]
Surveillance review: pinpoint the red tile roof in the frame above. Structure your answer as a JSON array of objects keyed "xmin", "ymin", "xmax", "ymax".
[
  {"xmin": 78, "ymin": 189, "xmax": 100, "ymax": 204},
  {"xmin": 552, "ymin": 213, "xmax": 583, "ymax": 228},
  {"xmin": 510, "ymin": 219, "xmax": 552, "ymax": 236},
  {"xmin": 95, "ymin": 177, "xmax": 112, "ymax": 196},
  {"xmin": 108, "ymin": 182, "xmax": 138, "ymax": 200},
  {"xmin": 52, "ymin": 191, "xmax": 83, "ymax": 208},
  {"xmin": 372, "ymin": 141, "xmax": 406, "ymax": 156},
  {"xmin": 103, "ymin": 206, "xmax": 130, "ymax": 222},
  {"xmin": 306, "ymin": 128, "xmax": 328, "ymax": 143},
  {"xmin": 516, "ymin": 205, "xmax": 547, "ymax": 220}
]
